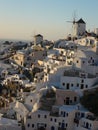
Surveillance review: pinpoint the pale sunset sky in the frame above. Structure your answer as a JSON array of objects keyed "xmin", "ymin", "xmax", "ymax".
[{"xmin": 0, "ymin": 0, "xmax": 98, "ymax": 41}]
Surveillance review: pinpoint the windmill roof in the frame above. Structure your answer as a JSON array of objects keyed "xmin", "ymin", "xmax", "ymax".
[
  {"xmin": 76, "ymin": 18, "xmax": 86, "ymax": 24},
  {"xmin": 35, "ymin": 34, "xmax": 43, "ymax": 37}
]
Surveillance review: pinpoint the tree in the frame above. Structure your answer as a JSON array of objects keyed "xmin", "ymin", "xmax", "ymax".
[
  {"xmin": 23, "ymin": 69, "xmax": 34, "ymax": 82},
  {"xmin": 80, "ymin": 90, "xmax": 98, "ymax": 116}
]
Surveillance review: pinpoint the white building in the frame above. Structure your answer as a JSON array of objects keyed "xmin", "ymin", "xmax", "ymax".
[
  {"xmin": 94, "ymin": 28, "xmax": 98, "ymax": 35},
  {"xmin": 75, "ymin": 36, "xmax": 97, "ymax": 46},
  {"xmin": 60, "ymin": 69, "xmax": 98, "ymax": 91},
  {"xmin": 74, "ymin": 111, "xmax": 98, "ymax": 130},
  {"xmin": 25, "ymin": 105, "xmax": 76, "ymax": 130},
  {"xmin": 25, "ymin": 92, "xmax": 41, "ymax": 111},
  {"xmin": 25, "ymin": 103, "xmax": 98, "ymax": 130},
  {"xmin": 0, "ymin": 117, "xmax": 22, "ymax": 130},
  {"xmin": 7, "ymin": 101, "xmax": 29, "ymax": 122}
]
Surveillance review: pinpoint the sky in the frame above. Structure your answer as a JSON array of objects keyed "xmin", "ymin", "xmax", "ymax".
[{"xmin": 0, "ymin": 0, "xmax": 98, "ymax": 41}]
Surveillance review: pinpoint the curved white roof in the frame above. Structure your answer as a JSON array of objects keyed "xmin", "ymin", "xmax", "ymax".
[
  {"xmin": 75, "ymin": 49, "xmax": 98, "ymax": 59},
  {"xmin": 75, "ymin": 50, "xmax": 86, "ymax": 58}
]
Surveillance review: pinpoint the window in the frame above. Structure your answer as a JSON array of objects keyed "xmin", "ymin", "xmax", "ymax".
[
  {"xmin": 77, "ymin": 83, "xmax": 79, "ymax": 87},
  {"xmin": 66, "ymin": 97, "xmax": 70, "ymax": 105},
  {"xmin": 54, "ymin": 119, "xmax": 57, "ymax": 122},
  {"xmin": 59, "ymin": 122, "xmax": 61, "ymax": 126},
  {"xmin": 78, "ymin": 112, "xmax": 80, "ymax": 116},
  {"xmin": 77, "ymin": 60, "xmax": 79, "ymax": 63},
  {"xmin": 28, "ymin": 115, "xmax": 31, "ymax": 119},
  {"xmin": 16, "ymin": 57, "xmax": 19, "ymax": 60},
  {"xmin": 86, "ymin": 85, "xmax": 88, "ymax": 88},
  {"xmin": 66, "ymin": 83, "xmax": 69, "ymax": 89},
  {"xmin": 66, "ymin": 113, "xmax": 68, "ymax": 117},
  {"xmin": 38, "ymin": 114, "xmax": 40, "ymax": 118},
  {"xmin": 81, "ymin": 84, "xmax": 84, "ymax": 89},
  {"xmin": 62, "ymin": 83, "xmax": 65, "ymax": 86},
  {"xmin": 44, "ymin": 115, "xmax": 47, "ymax": 118},
  {"xmin": 61, "ymin": 51, "xmax": 63, "ymax": 54},
  {"xmin": 71, "ymin": 83, "xmax": 73, "ymax": 87},
  {"xmin": 28, "ymin": 124, "xmax": 30, "ymax": 127},
  {"xmin": 86, "ymin": 122, "xmax": 89, "ymax": 129},
  {"xmin": 66, "ymin": 123, "xmax": 68, "ymax": 127},
  {"xmin": 74, "ymin": 97, "xmax": 77, "ymax": 102},
  {"xmin": 61, "ymin": 111, "xmax": 63, "ymax": 115},
  {"xmin": 50, "ymin": 118, "xmax": 52, "ymax": 121},
  {"xmin": 81, "ymin": 79, "xmax": 84, "ymax": 83},
  {"xmin": 30, "ymin": 99, "xmax": 32, "ymax": 102},
  {"xmin": 88, "ymin": 60, "xmax": 90, "ymax": 63},
  {"xmin": 45, "ymin": 124, "xmax": 47, "ymax": 127},
  {"xmin": 21, "ymin": 61, "xmax": 23, "ymax": 65},
  {"xmin": 83, "ymin": 61, "xmax": 85, "ymax": 64},
  {"xmin": 70, "ymin": 100, "xmax": 72, "ymax": 103},
  {"xmin": 81, "ymin": 113, "xmax": 85, "ymax": 117},
  {"xmin": 32, "ymin": 124, "xmax": 34, "ymax": 128}
]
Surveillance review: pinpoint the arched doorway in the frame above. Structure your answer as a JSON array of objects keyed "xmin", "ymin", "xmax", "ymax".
[
  {"xmin": 51, "ymin": 126, "xmax": 55, "ymax": 130},
  {"xmin": 66, "ymin": 97, "xmax": 70, "ymax": 105},
  {"xmin": 86, "ymin": 122, "xmax": 89, "ymax": 129}
]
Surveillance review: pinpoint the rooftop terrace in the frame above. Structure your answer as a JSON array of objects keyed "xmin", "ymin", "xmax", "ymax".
[{"xmin": 63, "ymin": 69, "xmax": 96, "ymax": 78}]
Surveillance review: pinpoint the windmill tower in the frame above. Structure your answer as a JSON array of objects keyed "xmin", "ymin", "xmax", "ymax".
[
  {"xmin": 67, "ymin": 14, "xmax": 86, "ymax": 38},
  {"xmin": 74, "ymin": 18, "xmax": 86, "ymax": 37},
  {"xmin": 34, "ymin": 34, "xmax": 43, "ymax": 46}
]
